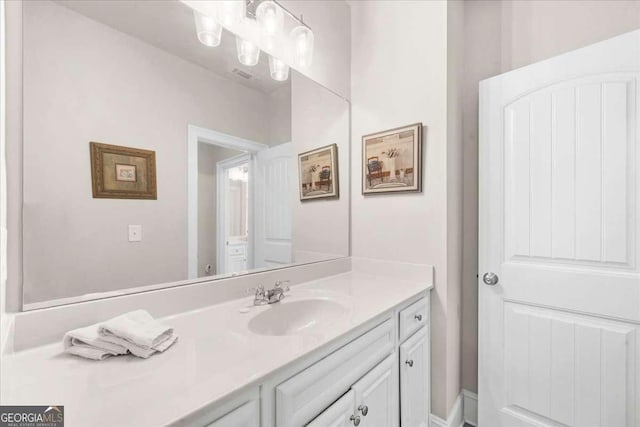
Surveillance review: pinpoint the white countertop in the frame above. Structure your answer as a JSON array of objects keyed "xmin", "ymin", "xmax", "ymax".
[{"xmin": 1, "ymin": 271, "xmax": 431, "ymax": 427}]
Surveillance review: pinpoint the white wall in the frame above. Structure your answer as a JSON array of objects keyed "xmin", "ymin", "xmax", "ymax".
[
  {"xmin": 350, "ymin": 0, "xmax": 462, "ymax": 419},
  {"xmin": 461, "ymin": 0, "xmax": 640, "ymax": 394},
  {"xmin": 267, "ymin": 84, "xmax": 292, "ymax": 146},
  {"xmin": 291, "ymin": 72, "xmax": 350, "ymax": 262},
  {"xmin": 20, "ymin": 0, "xmax": 275, "ymax": 306},
  {"xmin": 0, "ymin": 0, "xmax": 8, "ymax": 384}
]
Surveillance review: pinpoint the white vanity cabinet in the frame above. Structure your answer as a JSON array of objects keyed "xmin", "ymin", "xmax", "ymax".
[
  {"xmin": 307, "ymin": 391, "xmax": 357, "ymax": 427},
  {"xmin": 399, "ymin": 327, "xmax": 430, "ymax": 427},
  {"xmin": 269, "ymin": 294, "xmax": 430, "ymax": 427},
  {"xmin": 306, "ymin": 354, "xmax": 397, "ymax": 427},
  {"xmin": 191, "ymin": 292, "xmax": 430, "ymax": 427},
  {"xmin": 206, "ymin": 400, "xmax": 259, "ymax": 427},
  {"xmin": 350, "ymin": 353, "xmax": 397, "ymax": 426}
]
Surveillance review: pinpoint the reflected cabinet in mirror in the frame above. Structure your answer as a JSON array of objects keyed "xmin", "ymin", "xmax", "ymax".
[{"xmin": 21, "ymin": 0, "xmax": 350, "ymax": 309}]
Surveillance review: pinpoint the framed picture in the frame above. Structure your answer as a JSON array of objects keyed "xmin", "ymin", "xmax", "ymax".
[
  {"xmin": 90, "ymin": 142, "xmax": 157, "ymax": 199},
  {"xmin": 362, "ymin": 123, "xmax": 423, "ymax": 194},
  {"xmin": 298, "ymin": 144, "xmax": 339, "ymax": 201}
]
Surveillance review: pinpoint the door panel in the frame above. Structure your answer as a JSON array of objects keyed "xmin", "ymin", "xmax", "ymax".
[
  {"xmin": 352, "ymin": 354, "xmax": 398, "ymax": 427},
  {"xmin": 255, "ymin": 143, "xmax": 293, "ymax": 268},
  {"xmin": 306, "ymin": 390, "xmax": 355, "ymax": 427},
  {"xmin": 399, "ymin": 327, "xmax": 429, "ymax": 427},
  {"xmin": 479, "ymin": 30, "xmax": 640, "ymax": 426}
]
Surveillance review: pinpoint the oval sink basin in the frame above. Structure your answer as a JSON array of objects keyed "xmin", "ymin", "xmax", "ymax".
[{"xmin": 248, "ymin": 299, "xmax": 347, "ymax": 336}]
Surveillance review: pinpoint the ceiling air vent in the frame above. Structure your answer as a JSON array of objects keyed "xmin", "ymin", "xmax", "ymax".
[{"xmin": 232, "ymin": 68, "xmax": 254, "ymax": 80}]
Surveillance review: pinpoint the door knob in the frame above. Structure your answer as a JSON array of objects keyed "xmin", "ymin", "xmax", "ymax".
[
  {"xmin": 358, "ymin": 404, "xmax": 369, "ymax": 416},
  {"xmin": 482, "ymin": 272, "xmax": 499, "ymax": 286},
  {"xmin": 350, "ymin": 414, "xmax": 361, "ymax": 426},
  {"xmin": 405, "ymin": 359, "xmax": 414, "ymax": 367}
]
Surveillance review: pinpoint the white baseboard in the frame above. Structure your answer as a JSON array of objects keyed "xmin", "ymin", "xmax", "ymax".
[
  {"xmin": 430, "ymin": 393, "xmax": 463, "ymax": 427},
  {"xmin": 430, "ymin": 389, "xmax": 478, "ymax": 427},
  {"xmin": 462, "ymin": 389, "xmax": 478, "ymax": 426}
]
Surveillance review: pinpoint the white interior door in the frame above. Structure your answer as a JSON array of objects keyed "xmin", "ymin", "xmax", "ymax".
[
  {"xmin": 254, "ymin": 142, "xmax": 293, "ymax": 269},
  {"xmin": 479, "ymin": 30, "xmax": 640, "ymax": 426},
  {"xmin": 217, "ymin": 154, "xmax": 251, "ymax": 274}
]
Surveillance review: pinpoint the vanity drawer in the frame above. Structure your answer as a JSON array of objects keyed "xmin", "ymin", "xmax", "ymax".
[
  {"xmin": 399, "ymin": 297, "xmax": 428, "ymax": 342},
  {"xmin": 276, "ymin": 318, "xmax": 394, "ymax": 427},
  {"xmin": 228, "ymin": 246, "xmax": 246, "ymax": 256}
]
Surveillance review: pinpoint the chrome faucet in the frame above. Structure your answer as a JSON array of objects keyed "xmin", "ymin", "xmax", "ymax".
[{"xmin": 250, "ymin": 280, "xmax": 291, "ymax": 305}]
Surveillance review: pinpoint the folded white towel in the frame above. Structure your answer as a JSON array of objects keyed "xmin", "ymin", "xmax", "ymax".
[
  {"xmin": 64, "ymin": 310, "xmax": 177, "ymax": 361},
  {"xmin": 101, "ymin": 332, "xmax": 178, "ymax": 359},
  {"xmin": 98, "ymin": 310, "xmax": 173, "ymax": 349},
  {"xmin": 65, "ymin": 343, "xmax": 115, "ymax": 361},
  {"xmin": 63, "ymin": 323, "xmax": 128, "ymax": 358}
]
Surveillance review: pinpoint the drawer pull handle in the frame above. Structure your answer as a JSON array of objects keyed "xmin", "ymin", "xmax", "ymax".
[
  {"xmin": 358, "ymin": 404, "xmax": 369, "ymax": 416},
  {"xmin": 350, "ymin": 414, "xmax": 361, "ymax": 426},
  {"xmin": 414, "ymin": 314, "xmax": 423, "ymax": 322},
  {"xmin": 405, "ymin": 359, "xmax": 414, "ymax": 367}
]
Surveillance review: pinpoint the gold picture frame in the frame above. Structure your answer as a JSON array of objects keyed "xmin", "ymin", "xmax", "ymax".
[
  {"xmin": 90, "ymin": 142, "xmax": 157, "ymax": 199},
  {"xmin": 362, "ymin": 123, "xmax": 423, "ymax": 195}
]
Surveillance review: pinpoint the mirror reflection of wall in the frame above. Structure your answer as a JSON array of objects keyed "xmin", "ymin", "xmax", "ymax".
[{"xmin": 20, "ymin": 0, "xmax": 349, "ymax": 309}]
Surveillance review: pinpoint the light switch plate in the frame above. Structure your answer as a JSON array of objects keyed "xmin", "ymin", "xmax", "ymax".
[{"xmin": 128, "ymin": 225, "xmax": 142, "ymax": 242}]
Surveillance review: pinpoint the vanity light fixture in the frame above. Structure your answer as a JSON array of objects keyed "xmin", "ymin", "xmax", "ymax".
[
  {"xmin": 268, "ymin": 55, "xmax": 289, "ymax": 81},
  {"xmin": 255, "ymin": 1, "xmax": 283, "ymax": 50},
  {"xmin": 290, "ymin": 25, "xmax": 314, "ymax": 68},
  {"xmin": 236, "ymin": 37, "xmax": 261, "ymax": 66},
  {"xmin": 190, "ymin": 0, "xmax": 314, "ymax": 80},
  {"xmin": 219, "ymin": 0, "xmax": 246, "ymax": 28},
  {"xmin": 193, "ymin": 10, "xmax": 223, "ymax": 47}
]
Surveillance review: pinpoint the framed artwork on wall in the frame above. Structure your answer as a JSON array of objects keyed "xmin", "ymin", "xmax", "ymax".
[
  {"xmin": 90, "ymin": 142, "xmax": 157, "ymax": 199},
  {"xmin": 362, "ymin": 123, "xmax": 423, "ymax": 195},
  {"xmin": 298, "ymin": 143, "xmax": 339, "ymax": 201}
]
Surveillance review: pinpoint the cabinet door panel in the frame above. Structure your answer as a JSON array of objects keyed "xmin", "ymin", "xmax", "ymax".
[
  {"xmin": 399, "ymin": 327, "xmax": 429, "ymax": 427},
  {"xmin": 352, "ymin": 354, "xmax": 398, "ymax": 427},
  {"xmin": 206, "ymin": 399, "xmax": 259, "ymax": 427},
  {"xmin": 307, "ymin": 390, "xmax": 355, "ymax": 427}
]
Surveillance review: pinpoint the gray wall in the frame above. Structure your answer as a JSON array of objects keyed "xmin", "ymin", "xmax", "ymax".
[{"xmin": 461, "ymin": 0, "xmax": 640, "ymax": 394}]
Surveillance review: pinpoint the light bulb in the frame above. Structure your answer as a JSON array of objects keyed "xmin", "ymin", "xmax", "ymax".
[
  {"xmin": 290, "ymin": 26, "xmax": 314, "ymax": 67},
  {"xmin": 256, "ymin": 1, "xmax": 283, "ymax": 36},
  {"xmin": 236, "ymin": 37, "xmax": 260, "ymax": 66},
  {"xmin": 268, "ymin": 55, "xmax": 289, "ymax": 81},
  {"xmin": 193, "ymin": 10, "xmax": 222, "ymax": 47},
  {"xmin": 219, "ymin": 1, "xmax": 246, "ymax": 27}
]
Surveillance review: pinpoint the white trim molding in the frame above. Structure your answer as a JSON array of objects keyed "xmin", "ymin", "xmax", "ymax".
[
  {"xmin": 430, "ymin": 389, "xmax": 477, "ymax": 427},
  {"xmin": 186, "ymin": 124, "xmax": 267, "ymax": 278},
  {"xmin": 462, "ymin": 389, "xmax": 478, "ymax": 426},
  {"xmin": 430, "ymin": 393, "xmax": 463, "ymax": 427}
]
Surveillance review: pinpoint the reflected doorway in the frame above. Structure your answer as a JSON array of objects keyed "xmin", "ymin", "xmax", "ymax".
[{"xmin": 217, "ymin": 155, "xmax": 250, "ymax": 275}]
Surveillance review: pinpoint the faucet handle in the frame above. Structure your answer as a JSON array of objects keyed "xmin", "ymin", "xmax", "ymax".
[
  {"xmin": 274, "ymin": 280, "xmax": 291, "ymax": 291},
  {"xmin": 246, "ymin": 284, "xmax": 265, "ymax": 296}
]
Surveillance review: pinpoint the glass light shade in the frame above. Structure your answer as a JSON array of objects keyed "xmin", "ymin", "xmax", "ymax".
[
  {"xmin": 256, "ymin": 1, "xmax": 284, "ymax": 36},
  {"xmin": 268, "ymin": 55, "xmax": 290, "ymax": 81},
  {"xmin": 193, "ymin": 10, "xmax": 222, "ymax": 47},
  {"xmin": 236, "ymin": 37, "xmax": 261, "ymax": 66},
  {"xmin": 290, "ymin": 26, "xmax": 314, "ymax": 67},
  {"xmin": 219, "ymin": 0, "xmax": 246, "ymax": 27}
]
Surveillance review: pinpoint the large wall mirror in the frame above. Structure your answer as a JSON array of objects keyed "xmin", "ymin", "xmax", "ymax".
[{"xmin": 21, "ymin": 0, "xmax": 350, "ymax": 310}]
